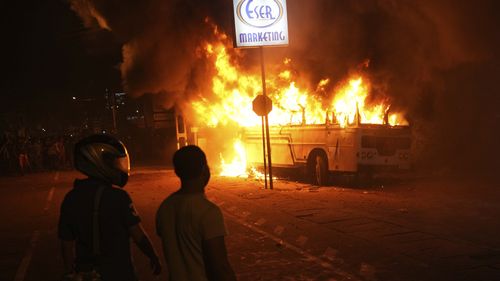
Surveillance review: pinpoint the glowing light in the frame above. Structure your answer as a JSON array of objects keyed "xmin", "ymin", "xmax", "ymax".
[
  {"xmin": 189, "ymin": 26, "xmax": 408, "ymax": 177},
  {"xmin": 219, "ymin": 139, "xmax": 248, "ymax": 178}
]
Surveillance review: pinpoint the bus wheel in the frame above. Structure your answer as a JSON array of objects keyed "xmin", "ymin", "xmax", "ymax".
[{"xmin": 308, "ymin": 153, "xmax": 328, "ymax": 186}]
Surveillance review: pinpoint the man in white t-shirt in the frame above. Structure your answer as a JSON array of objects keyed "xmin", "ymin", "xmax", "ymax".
[{"xmin": 156, "ymin": 145, "xmax": 237, "ymax": 281}]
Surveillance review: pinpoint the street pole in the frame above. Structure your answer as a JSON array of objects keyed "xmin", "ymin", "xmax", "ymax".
[
  {"xmin": 261, "ymin": 115, "xmax": 268, "ymax": 189},
  {"xmin": 107, "ymin": 89, "xmax": 117, "ymax": 134},
  {"xmin": 260, "ymin": 47, "xmax": 273, "ymax": 189}
]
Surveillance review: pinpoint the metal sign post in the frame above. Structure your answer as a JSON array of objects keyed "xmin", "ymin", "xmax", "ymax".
[
  {"xmin": 233, "ymin": 0, "xmax": 288, "ymax": 190},
  {"xmin": 260, "ymin": 47, "xmax": 273, "ymax": 189},
  {"xmin": 261, "ymin": 115, "xmax": 268, "ymax": 189},
  {"xmin": 252, "ymin": 93, "xmax": 273, "ymax": 189}
]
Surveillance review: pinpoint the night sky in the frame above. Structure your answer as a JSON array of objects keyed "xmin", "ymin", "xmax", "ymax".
[{"xmin": 1, "ymin": 1, "xmax": 121, "ymax": 118}]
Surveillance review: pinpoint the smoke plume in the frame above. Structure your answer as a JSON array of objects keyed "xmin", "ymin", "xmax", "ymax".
[{"xmin": 70, "ymin": 0, "xmax": 500, "ymax": 174}]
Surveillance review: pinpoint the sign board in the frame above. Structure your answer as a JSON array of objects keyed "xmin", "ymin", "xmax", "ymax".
[
  {"xmin": 253, "ymin": 95, "xmax": 273, "ymax": 116},
  {"xmin": 233, "ymin": 0, "xmax": 289, "ymax": 47}
]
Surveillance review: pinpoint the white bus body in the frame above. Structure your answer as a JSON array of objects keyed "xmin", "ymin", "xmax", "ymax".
[{"xmin": 243, "ymin": 123, "xmax": 412, "ymax": 184}]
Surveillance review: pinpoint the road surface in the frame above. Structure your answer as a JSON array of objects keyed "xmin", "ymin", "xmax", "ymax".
[{"xmin": 1, "ymin": 168, "xmax": 499, "ymax": 281}]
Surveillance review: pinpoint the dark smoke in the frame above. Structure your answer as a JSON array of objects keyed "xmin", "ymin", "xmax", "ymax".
[
  {"xmin": 70, "ymin": 0, "xmax": 232, "ymax": 107},
  {"xmin": 281, "ymin": 0, "xmax": 500, "ymax": 174},
  {"xmin": 70, "ymin": 0, "xmax": 500, "ymax": 174}
]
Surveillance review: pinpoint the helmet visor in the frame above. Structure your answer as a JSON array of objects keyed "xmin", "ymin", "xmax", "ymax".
[{"xmin": 115, "ymin": 155, "xmax": 130, "ymax": 175}]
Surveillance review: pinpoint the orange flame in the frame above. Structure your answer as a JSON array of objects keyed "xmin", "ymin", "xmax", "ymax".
[
  {"xmin": 219, "ymin": 139, "xmax": 247, "ymax": 177},
  {"xmin": 190, "ymin": 28, "xmax": 407, "ymax": 177}
]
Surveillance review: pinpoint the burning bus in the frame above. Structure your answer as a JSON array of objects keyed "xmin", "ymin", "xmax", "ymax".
[
  {"xmin": 231, "ymin": 78, "xmax": 411, "ymax": 185},
  {"xmin": 177, "ymin": 33, "xmax": 411, "ymax": 184},
  {"xmin": 243, "ymin": 109, "xmax": 412, "ymax": 185}
]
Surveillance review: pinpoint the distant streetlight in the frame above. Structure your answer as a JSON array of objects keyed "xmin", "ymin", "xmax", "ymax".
[{"xmin": 72, "ymin": 96, "xmax": 94, "ymax": 102}]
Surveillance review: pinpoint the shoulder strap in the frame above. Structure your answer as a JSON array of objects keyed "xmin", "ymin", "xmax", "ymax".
[{"xmin": 92, "ymin": 186, "xmax": 105, "ymax": 256}]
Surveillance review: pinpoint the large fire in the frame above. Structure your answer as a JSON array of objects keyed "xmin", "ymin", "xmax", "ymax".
[{"xmin": 188, "ymin": 26, "xmax": 407, "ymax": 177}]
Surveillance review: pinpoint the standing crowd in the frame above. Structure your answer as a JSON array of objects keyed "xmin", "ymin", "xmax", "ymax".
[{"xmin": 0, "ymin": 132, "xmax": 76, "ymax": 175}]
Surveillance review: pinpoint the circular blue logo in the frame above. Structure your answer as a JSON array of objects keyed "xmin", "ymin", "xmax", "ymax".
[{"xmin": 237, "ymin": 0, "xmax": 284, "ymax": 28}]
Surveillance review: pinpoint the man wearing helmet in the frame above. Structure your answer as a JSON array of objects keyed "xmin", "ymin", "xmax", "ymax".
[
  {"xmin": 156, "ymin": 145, "xmax": 237, "ymax": 281},
  {"xmin": 58, "ymin": 134, "xmax": 161, "ymax": 281}
]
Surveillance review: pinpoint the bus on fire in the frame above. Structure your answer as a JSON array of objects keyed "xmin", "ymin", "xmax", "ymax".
[{"xmin": 242, "ymin": 108, "xmax": 412, "ymax": 185}]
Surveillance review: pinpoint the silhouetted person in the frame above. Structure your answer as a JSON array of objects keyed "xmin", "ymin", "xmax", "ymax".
[
  {"xmin": 17, "ymin": 140, "xmax": 31, "ymax": 175},
  {"xmin": 0, "ymin": 134, "xmax": 8, "ymax": 174},
  {"xmin": 156, "ymin": 145, "xmax": 237, "ymax": 281},
  {"xmin": 56, "ymin": 137, "xmax": 66, "ymax": 169},
  {"xmin": 30, "ymin": 138, "xmax": 43, "ymax": 171},
  {"xmin": 58, "ymin": 134, "xmax": 161, "ymax": 281},
  {"xmin": 47, "ymin": 138, "xmax": 59, "ymax": 170}
]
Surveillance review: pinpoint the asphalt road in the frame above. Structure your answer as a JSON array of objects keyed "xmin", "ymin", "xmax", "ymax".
[{"xmin": 1, "ymin": 168, "xmax": 499, "ymax": 281}]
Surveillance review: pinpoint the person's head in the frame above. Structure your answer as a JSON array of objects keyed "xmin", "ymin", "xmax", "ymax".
[
  {"xmin": 74, "ymin": 134, "xmax": 130, "ymax": 187},
  {"xmin": 173, "ymin": 145, "xmax": 210, "ymax": 188}
]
